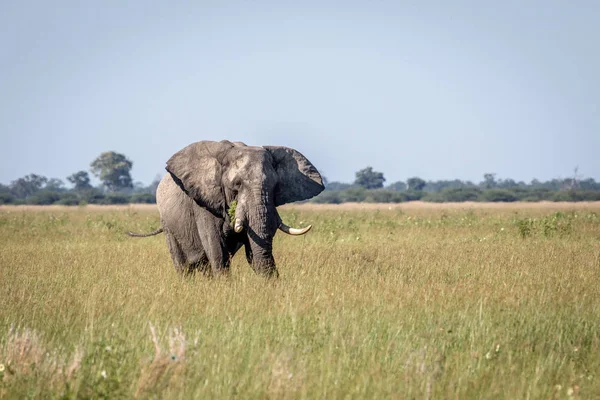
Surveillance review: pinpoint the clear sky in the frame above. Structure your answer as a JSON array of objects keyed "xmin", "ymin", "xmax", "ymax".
[{"xmin": 1, "ymin": 1, "xmax": 598, "ymax": 186}]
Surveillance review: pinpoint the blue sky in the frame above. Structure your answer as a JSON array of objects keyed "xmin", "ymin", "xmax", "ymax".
[{"xmin": 1, "ymin": 1, "xmax": 598, "ymax": 186}]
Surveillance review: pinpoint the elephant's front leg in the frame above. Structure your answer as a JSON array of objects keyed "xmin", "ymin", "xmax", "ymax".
[{"xmin": 195, "ymin": 209, "xmax": 230, "ymax": 275}]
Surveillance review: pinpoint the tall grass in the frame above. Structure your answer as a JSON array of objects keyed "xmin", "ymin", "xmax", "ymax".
[{"xmin": 1, "ymin": 204, "xmax": 599, "ymax": 398}]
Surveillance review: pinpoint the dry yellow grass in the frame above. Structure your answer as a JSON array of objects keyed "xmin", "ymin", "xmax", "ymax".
[{"xmin": 1, "ymin": 203, "xmax": 599, "ymax": 398}]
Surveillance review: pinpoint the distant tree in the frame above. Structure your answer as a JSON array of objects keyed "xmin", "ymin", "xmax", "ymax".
[
  {"xmin": 326, "ymin": 181, "xmax": 353, "ymax": 191},
  {"xmin": 67, "ymin": 171, "xmax": 92, "ymax": 191},
  {"xmin": 90, "ymin": 152, "xmax": 133, "ymax": 192},
  {"xmin": 0, "ymin": 192, "xmax": 16, "ymax": 204},
  {"xmin": 480, "ymin": 189, "xmax": 518, "ymax": 202},
  {"xmin": 0, "ymin": 184, "xmax": 16, "ymax": 204},
  {"xmin": 424, "ymin": 179, "xmax": 472, "ymax": 192},
  {"xmin": 496, "ymin": 178, "xmax": 518, "ymax": 189},
  {"xmin": 529, "ymin": 178, "xmax": 564, "ymax": 191},
  {"xmin": 10, "ymin": 174, "xmax": 48, "ymax": 198},
  {"xmin": 482, "ymin": 173, "xmax": 497, "ymax": 189},
  {"xmin": 312, "ymin": 190, "xmax": 343, "ymax": 204},
  {"xmin": 579, "ymin": 178, "xmax": 600, "ymax": 191},
  {"xmin": 148, "ymin": 174, "xmax": 162, "ymax": 195},
  {"xmin": 428, "ymin": 187, "xmax": 481, "ymax": 202},
  {"xmin": 567, "ymin": 166, "xmax": 582, "ymax": 190},
  {"xmin": 27, "ymin": 191, "xmax": 62, "ymax": 205},
  {"xmin": 45, "ymin": 178, "xmax": 65, "ymax": 191},
  {"xmin": 54, "ymin": 192, "xmax": 79, "ymax": 205},
  {"xmin": 340, "ymin": 187, "xmax": 367, "ymax": 202},
  {"xmin": 132, "ymin": 181, "xmax": 146, "ymax": 193},
  {"xmin": 406, "ymin": 177, "xmax": 426, "ymax": 191},
  {"xmin": 130, "ymin": 193, "xmax": 157, "ymax": 203},
  {"xmin": 354, "ymin": 167, "xmax": 386, "ymax": 189},
  {"xmin": 530, "ymin": 179, "xmax": 541, "ymax": 187},
  {"xmin": 387, "ymin": 181, "xmax": 407, "ymax": 192}
]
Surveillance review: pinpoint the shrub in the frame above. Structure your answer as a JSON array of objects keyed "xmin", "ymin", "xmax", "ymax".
[
  {"xmin": 364, "ymin": 190, "xmax": 407, "ymax": 203},
  {"xmin": 551, "ymin": 190, "xmax": 600, "ymax": 202},
  {"xmin": 405, "ymin": 190, "xmax": 424, "ymax": 201},
  {"xmin": 479, "ymin": 189, "xmax": 518, "ymax": 202},
  {"xmin": 80, "ymin": 189, "xmax": 106, "ymax": 204},
  {"xmin": 55, "ymin": 193, "xmax": 80, "ymax": 206},
  {"xmin": 513, "ymin": 212, "xmax": 573, "ymax": 238},
  {"xmin": 26, "ymin": 191, "xmax": 62, "ymax": 205},
  {"xmin": 340, "ymin": 187, "xmax": 367, "ymax": 203},
  {"xmin": 103, "ymin": 194, "xmax": 129, "ymax": 205},
  {"xmin": 130, "ymin": 193, "xmax": 156, "ymax": 204},
  {"xmin": 312, "ymin": 191, "xmax": 343, "ymax": 204},
  {"xmin": 424, "ymin": 188, "xmax": 481, "ymax": 202},
  {"xmin": 0, "ymin": 192, "xmax": 16, "ymax": 204}
]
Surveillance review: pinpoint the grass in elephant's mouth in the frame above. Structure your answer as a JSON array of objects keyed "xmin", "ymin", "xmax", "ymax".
[
  {"xmin": 1, "ymin": 203, "xmax": 600, "ymax": 398},
  {"xmin": 227, "ymin": 200, "xmax": 238, "ymax": 225}
]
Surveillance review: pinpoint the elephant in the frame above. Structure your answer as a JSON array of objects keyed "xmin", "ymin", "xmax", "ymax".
[{"xmin": 128, "ymin": 140, "xmax": 324, "ymax": 277}]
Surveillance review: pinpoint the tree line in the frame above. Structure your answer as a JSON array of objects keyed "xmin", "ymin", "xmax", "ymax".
[
  {"xmin": 1, "ymin": 155, "xmax": 599, "ymax": 205},
  {"xmin": 0, "ymin": 152, "xmax": 159, "ymax": 205},
  {"xmin": 315, "ymin": 167, "xmax": 600, "ymax": 203}
]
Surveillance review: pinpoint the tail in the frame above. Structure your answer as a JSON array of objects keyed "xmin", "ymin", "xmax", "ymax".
[{"xmin": 126, "ymin": 228, "xmax": 164, "ymax": 237}]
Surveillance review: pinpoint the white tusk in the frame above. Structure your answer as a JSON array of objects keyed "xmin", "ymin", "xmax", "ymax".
[
  {"xmin": 234, "ymin": 218, "xmax": 243, "ymax": 233},
  {"xmin": 278, "ymin": 222, "xmax": 312, "ymax": 236}
]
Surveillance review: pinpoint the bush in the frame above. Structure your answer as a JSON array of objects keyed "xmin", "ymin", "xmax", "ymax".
[
  {"xmin": 0, "ymin": 192, "xmax": 16, "ymax": 204},
  {"xmin": 103, "ymin": 194, "xmax": 129, "ymax": 205},
  {"xmin": 312, "ymin": 191, "xmax": 343, "ymax": 204},
  {"xmin": 79, "ymin": 189, "xmax": 106, "ymax": 204},
  {"xmin": 514, "ymin": 212, "xmax": 574, "ymax": 238},
  {"xmin": 363, "ymin": 190, "xmax": 408, "ymax": 203},
  {"xmin": 551, "ymin": 190, "xmax": 600, "ymax": 202},
  {"xmin": 479, "ymin": 189, "xmax": 518, "ymax": 202},
  {"xmin": 130, "ymin": 193, "xmax": 156, "ymax": 204},
  {"xmin": 26, "ymin": 191, "xmax": 62, "ymax": 205},
  {"xmin": 423, "ymin": 188, "xmax": 481, "ymax": 202},
  {"xmin": 405, "ymin": 190, "xmax": 424, "ymax": 201},
  {"xmin": 340, "ymin": 187, "xmax": 367, "ymax": 202},
  {"xmin": 55, "ymin": 193, "xmax": 80, "ymax": 206}
]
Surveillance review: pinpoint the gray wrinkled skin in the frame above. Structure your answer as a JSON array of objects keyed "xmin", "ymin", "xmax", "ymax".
[{"xmin": 146, "ymin": 140, "xmax": 324, "ymax": 277}]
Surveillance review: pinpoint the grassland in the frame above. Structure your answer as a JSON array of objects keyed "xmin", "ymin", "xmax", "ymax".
[{"xmin": 1, "ymin": 203, "xmax": 599, "ymax": 399}]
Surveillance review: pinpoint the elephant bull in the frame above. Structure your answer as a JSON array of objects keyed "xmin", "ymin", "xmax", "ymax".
[{"xmin": 128, "ymin": 140, "xmax": 324, "ymax": 277}]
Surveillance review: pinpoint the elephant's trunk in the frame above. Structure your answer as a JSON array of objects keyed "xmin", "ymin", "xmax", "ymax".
[{"xmin": 246, "ymin": 195, "xmax": 279, "ymax": 277}]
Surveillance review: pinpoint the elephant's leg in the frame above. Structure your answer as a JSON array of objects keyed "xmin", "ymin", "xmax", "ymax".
[
  {"xmin": 198, "ymin": 228, "xmax": 229, "ymax": 275},
  {"xmin": 165, "ymin": 231, "xmax": 186, "ymax": 273},
  {"xmin": 165, "ymin": 231, "xmax": 210, "ymax": 274},
  {"xmin": 181, "ymin": 246, "xmax": 211, "ymax": 275},
  {"xmin": 194, "ymin": 210, "xmax": 230, "ymax": 275}
]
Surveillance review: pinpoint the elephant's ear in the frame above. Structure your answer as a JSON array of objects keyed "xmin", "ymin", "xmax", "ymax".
[
  {"xmin": 166, "ymin": 140, "xmax": 234, "ymax": 213},
  {"xmin": 264, "ymin": 146, "xmax": 325, "ymax": 206}
]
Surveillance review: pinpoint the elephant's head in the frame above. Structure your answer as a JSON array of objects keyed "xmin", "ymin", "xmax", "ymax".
[{"xmin": 165, "ymin": 140, "xmax": 324, "ymax": 276}]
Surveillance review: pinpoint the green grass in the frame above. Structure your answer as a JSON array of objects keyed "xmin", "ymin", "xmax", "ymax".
[{"xmin": 1, "ymin": 204, "xmax": 599, "ymax": 398}]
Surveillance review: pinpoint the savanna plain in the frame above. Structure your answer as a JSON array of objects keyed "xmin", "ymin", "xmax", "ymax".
[{"xmin": 1, "ymin": 202, "xmax": 599, "ymax": 399}]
